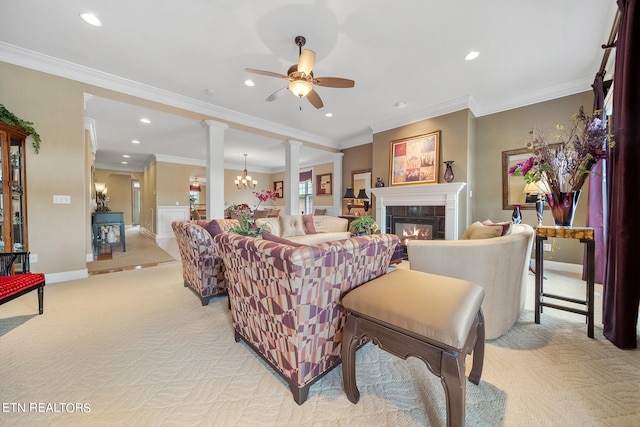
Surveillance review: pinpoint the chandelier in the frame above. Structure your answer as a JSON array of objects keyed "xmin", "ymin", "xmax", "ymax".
[{"xmin": 235, "ymin": 154, "xmax": 257, "ymax": 189}]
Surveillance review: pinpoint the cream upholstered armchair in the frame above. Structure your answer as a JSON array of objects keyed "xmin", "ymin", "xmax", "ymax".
[{"xmin": 403, "ymin": 223, "xmax": 534, "ymax": 340}]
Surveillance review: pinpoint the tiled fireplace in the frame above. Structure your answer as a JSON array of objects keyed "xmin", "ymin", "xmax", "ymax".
[{"xmin": 371, "ymin": 183, "xmax": 467, "ymax": 241}]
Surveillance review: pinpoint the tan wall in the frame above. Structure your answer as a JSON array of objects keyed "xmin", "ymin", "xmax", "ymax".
[
  {"xmin": 371, "ymin": 109, "xmax": 473, "ymax": 234},
  {"xmin": 223, "ymin": 168, "xmax": 279, "ymax": 211},
  {"xmin": 94, "ymin": 169, "xmax": 142, "ymax": 225},
  {"xmin": 311, "ymin": 162, "xmax": 334, "ymax": 208},
  {"xmin": 0, "ymin": 58, "xmax": 596, "ymax": 274},
  {"xmin": 0, "ymin": 62, "xmax": 88, "ymax": 274},
  {"xmin": 476, "ymin": 91, "xmax": 594, "ymax": 264},
  {"xmin": 342, "ymin": 144, "xmax": 373, "ymax": 215}
]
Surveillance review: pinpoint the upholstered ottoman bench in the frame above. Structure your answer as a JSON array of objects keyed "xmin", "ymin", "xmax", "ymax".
[{"xmin": 341, "ymin": 269, "xmax": 485, "ymax": 427}]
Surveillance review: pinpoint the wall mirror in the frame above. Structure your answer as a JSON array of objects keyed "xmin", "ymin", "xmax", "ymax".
[
  {"xmin": 502, "ymin": 145, "xmax": 559, "ymax": 210},
  {"xmin": 352, "ymin": 169, "xmax": 372, "ymax": 208}
]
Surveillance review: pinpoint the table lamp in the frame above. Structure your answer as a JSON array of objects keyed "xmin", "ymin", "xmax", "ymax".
[
  {"xmin": 356, "ymin": 188, "xmax": 369, "ymax": 212},
  {"xmin": 343, "ymin": 187, "xmax": 356, "ymax": 214}
]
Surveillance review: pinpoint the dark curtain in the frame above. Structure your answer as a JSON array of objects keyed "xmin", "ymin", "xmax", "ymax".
[
  {"xmin": 604, "ymin": 0, "xmax": 640, "ymax": 349},
  {"xmin": 585, "ymin": 73, "xmax": 607, "ymax": 284}
]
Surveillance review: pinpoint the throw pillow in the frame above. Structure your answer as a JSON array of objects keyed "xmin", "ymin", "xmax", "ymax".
[
  {"xmin": 482, "ymin": 219, "xmax": 512, "ymax": 236},
  {"xmin": 469, "ymin": 225, "xmax": 503, "ymax": 239},
  {"xmin": 203, "ymin": 220, "xmax": 223, "ymax": 237},
  {"xmin": 461, "ymin": 221, "xmax": 484, "ymax": 240},
  {"xmin": 302, "ymin": 214, "xmax": 317, "ymax": 234},
  {"xmin": 312, "ymin": 216, "xmax": 328, "ymax": 233},
  {"xmin": 261, "ymin": 231, "xmax": 306, "ymax": 247},
  {"xmin": 279, "ymin": 215, "xmax": 306, "ymax": 238}
]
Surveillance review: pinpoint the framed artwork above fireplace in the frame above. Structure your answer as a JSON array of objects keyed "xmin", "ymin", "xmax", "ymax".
[{"xmin": 389, "ymin": 131, "xmax": 440, "ymax": 186}]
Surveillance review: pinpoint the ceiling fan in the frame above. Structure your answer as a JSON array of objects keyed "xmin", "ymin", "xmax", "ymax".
[{"xmin": 245, "ymin": 35, "xmax": 355, "ymax": 109}]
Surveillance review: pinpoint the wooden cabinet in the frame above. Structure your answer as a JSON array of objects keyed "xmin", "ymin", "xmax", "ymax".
[{"xmin": 0, "ymin": 121, "xmax": 29, "ymax": 252}]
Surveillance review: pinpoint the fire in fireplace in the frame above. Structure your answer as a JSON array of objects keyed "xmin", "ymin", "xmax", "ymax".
[{"xmin": 397, "ymin": 223, "xmax": 433, "ymax": 245}]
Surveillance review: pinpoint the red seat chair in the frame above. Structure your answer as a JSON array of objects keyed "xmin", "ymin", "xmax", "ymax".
[{"xmin": 0, "ymin": 252, "xmax": 46, "ymax": 314}]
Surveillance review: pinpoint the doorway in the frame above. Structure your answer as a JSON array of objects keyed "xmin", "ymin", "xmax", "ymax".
[{"xmin": 132, "ymin": 181, "xmax": 141, "ymax": 226}]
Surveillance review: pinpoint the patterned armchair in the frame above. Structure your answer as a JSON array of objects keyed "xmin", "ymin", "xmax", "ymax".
[
  {"xmin": 171, "ymin": 219, "xmax": 239, "ymax": 305},
  {"xmin": 214, "ymin": 232, "xmax": 399, "ymax": 404}
]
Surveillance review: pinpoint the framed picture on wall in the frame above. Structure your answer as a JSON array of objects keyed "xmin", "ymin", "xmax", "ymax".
[
  {"xmin": 274, "ymin": 181, "xmax": 284, "ymax": 198},
  {"xmin": 389, "ymin": 131, "xmax": 440, "ymax": 186},
  {"xmin": 316, "ymin": 173, "xmax": 332, "ymax": 196}
]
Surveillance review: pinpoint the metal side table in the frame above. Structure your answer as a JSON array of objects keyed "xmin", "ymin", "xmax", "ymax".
[{"xmin": 535, "ymin": 226, "xmax": 595, "ymax": 338}]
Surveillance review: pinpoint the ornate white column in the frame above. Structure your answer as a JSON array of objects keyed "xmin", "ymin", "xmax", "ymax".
[
  {"xmin": 203, "ymin": 120, "xmax": 228, "ymax": 219},
  {"xmin": 332, "ymin": 152, "xmax": 344, "ymax": 216},
  {"xmin": 284, "ymin": 140, "xmax": 302, "ymax": 215}
]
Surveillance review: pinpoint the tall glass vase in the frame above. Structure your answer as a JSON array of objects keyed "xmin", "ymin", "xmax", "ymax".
[{"xmin": 546, "ymin": 191, "xmax": 581, "ymax": 227}]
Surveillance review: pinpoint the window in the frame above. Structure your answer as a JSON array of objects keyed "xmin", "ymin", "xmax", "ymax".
[{"xmin": 299, "ymin": 178, "xmax": 313, "ymax": 214}]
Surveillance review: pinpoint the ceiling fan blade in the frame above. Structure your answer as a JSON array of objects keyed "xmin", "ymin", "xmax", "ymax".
[
  {"xmin": 306, "ymin": 89, "xmax": 324, "ymax": 109},
  {"xmin": 297, "ymin": 49, "xmax": 316, "ymax": 75},
  {"xmin": 265, "ymin": 87, "xmax": 288, "ymax": 102},
  {"xmin": 314, "ymin": 77, "xmax": 355, "ymax": 88},
  {"xmin": 244, "ymin": 68, "xmax": 289, "ymax": 80}
]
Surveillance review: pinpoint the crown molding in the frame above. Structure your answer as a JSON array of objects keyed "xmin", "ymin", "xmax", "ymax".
[
  {"xmin": 0, "ymin": 42, "xmax": 337, "ymax": 149},
  {"xmin": 472, "ymin": 76, "xmax": 593, "ymax": 117},
  {"xmin": 370, "ymin": 96, "xmax": 472, "ymax": 134}
]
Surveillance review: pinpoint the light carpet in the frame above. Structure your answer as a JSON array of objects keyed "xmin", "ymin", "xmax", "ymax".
[
  {"xmin": 1, "ymin": 263, "xmax": 639, "ymax": 426},
  {"xmin": 87, "ymin": 228, "xmax": 175, "ymax": 273}
]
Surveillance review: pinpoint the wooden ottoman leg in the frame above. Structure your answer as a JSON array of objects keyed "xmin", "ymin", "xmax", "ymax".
[
  {"xmin": 441, "ymin": 352, "xmax": 466, "ymax": 427},
  {"xmin": 468, "ymin": 310, "xmax": 485, "ymax": 385},
  {"xmin": 341, "ymin": 315, "xmax": 361, "ymax": 404}
]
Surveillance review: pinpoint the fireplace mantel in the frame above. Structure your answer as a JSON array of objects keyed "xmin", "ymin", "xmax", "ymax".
[{"xmin": 372, "ymin": 183, "xmax": 467, "ymax": 240}]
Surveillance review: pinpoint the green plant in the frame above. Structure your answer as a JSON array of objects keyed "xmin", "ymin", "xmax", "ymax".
[
  {"xmin": 348, "ymin": 215, "xmax": 378, "ymax": 236},
  {"xmin": 0, "ymin": 103, "xmax": 42, "ymax": 154},
  {"xmin": 229, "ymin": 203, "xmax": 263, "ymax": 237}
]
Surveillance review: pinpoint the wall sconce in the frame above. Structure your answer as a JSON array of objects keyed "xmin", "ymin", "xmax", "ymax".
[{"xmin": 343, "ymin": 187, "xmax": 356, "ymax": 214}]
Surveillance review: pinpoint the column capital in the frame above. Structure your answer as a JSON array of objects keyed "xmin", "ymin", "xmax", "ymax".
[
  {"xmin": 202, "ymin": 120, "xmax": 229, "ymax": 130},
  {"xmin": 284, "ymin": 139, "xmax": 303, "ymax": 148}
]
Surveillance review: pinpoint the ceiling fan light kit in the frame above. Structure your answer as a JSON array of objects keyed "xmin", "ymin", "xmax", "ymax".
[{"xmin": 245, "ymin": 35, "xmax": 354, "ymax": 109}]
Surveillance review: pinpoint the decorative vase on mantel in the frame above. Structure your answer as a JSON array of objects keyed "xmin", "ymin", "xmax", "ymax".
[
  {"xmin": 546, "ymin": 191, "xmax": 581, "ymax": 227},
  {"xmin": 443, "ymin": 160, "xmax": 455, "ymax": 183}
]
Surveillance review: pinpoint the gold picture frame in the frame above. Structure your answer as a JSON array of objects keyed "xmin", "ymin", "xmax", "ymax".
[{"xmin": 390, "ymin": 131, "xmax": 440, "ymax": 186}]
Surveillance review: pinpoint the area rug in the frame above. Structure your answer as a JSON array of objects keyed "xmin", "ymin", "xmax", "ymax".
[{"xmin": 86, "ymin": 228, "xmax": 175, "ymax": 273}]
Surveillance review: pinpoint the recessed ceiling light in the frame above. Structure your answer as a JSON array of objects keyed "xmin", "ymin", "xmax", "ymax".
[
  {"xmin": 244, "ymin": 79, "xmax": 255, "ymax": 87},
  {"xmin": 131, "ymin": 140, "xmax": 140, "ymax": 144},
  {"xmin": 394, "ymin": 102, "xmax": 407, "ymax": 108},
  {"xmin": 140, "ymin": 118, "xmax": 151, "ymax": 124},
  {"xmin": 465, "ymin": 51, "xmax": 480, "ymax": 61},
  {"xmin": 121, "ymin": 161, "xmax": 128, "ymax": 165},
  {"xmin": 325, "ymin": 113, "xmax": 333, "ymax": 118},
  {"xmin": 79, "ymin": 12, "xmax": 103, "ymax": 27},
  {"xmin": 205, "ymin": 88, "xmax": 216, "ymax": 95},
  {"xmin": 123, "ymin": 154, "xmax": 130, "ymax": 158}
]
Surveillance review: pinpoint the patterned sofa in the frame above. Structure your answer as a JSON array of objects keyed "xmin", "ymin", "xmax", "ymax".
[
  {"xmin": 171, "ymin": 219, "xmax": 239, "ymax": 305},
  {"xmin": 214, "ymin": 232, "xmax": 400, "ymax": 404}
]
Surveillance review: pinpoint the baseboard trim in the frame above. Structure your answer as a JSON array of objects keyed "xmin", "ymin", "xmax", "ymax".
[{"xmin": 45, "ymin": 269, "xmax": 89, "ymax": 284}]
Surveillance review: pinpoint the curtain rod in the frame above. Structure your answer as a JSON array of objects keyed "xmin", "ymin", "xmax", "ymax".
[{"xmin": 599, "ymin": 9, "xmax": 621, "ymax": 75}]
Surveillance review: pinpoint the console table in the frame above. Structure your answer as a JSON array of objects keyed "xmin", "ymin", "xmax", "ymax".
[
  {"xmin": 92, "ymin": 212, "xmax": 126, "ymax": 256},
  {"xmin": 534, "ymin": 226, "xmax": 594, "ymax": 338}
]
